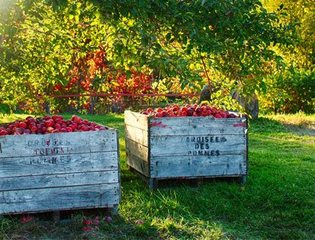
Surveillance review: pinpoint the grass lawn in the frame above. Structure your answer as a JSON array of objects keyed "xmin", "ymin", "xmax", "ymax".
[{"xmin": 0, "ymin": 113, "xmax": 314, "ymax": 239}]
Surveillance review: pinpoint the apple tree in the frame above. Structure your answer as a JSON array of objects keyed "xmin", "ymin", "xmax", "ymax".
[
  {"xmin": 0, "ymin": 0, "xmax": 299, "ymax": 115},
  {"xmin": 0, "ymin": 0, "xmax": 112, "ymax": 113},
  {"xmin": 74, "ymin": 0, "xmax": 300, "ymax": 115}
]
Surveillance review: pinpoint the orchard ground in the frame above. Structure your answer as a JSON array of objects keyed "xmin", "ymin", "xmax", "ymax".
[{"xmin": 0, "ymin": 112, "xmax": 314, "ymax": 240}]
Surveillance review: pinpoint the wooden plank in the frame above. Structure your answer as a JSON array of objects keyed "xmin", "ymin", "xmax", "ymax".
[
  {"xmin": 150, "ymin": 134, "xmax": 246, "ymax": 156},
  {"xmin": 0, "ymin": 151, "xmax": 118, "ymax": 178},
  {"xmin": 150, "ymin": 155, "xmax": 246, "ymax": 178},
  {"xmin": 0, "ymin": 130, "xmax": 118, "ymax": 158},
  {"xmin": 245, "ymin": 118, "xmax": 249, "ymax": 179},
  {"xmin": 0, "ymin": 170, "xmax": 119, "ymax": 191},
  {"xmin": 149, "ymin": 117, "xmax": 247, "ymax": 136},
  {"xmin": 125, "ymin": 137, "xmax": 149, "ymax": 161},
  {"xmin": 124, "ymin": 110, "xmax": 149, "ymax": 131},
  {"xmin": 151, "ymin": 154, "xmax": 246, "ymax": 166},
  {"xmin": 125, "ymin": 126, "xmax": 148, "ymax": 146},
  {"xmin": 0, "ymin": 183, "xmax": 120, "ymax": 214},
  {"xmin": 126, "ymin": 152, "xmax": 150, "ymax": 177},
  {"xmin": 115, "ymin": 132, "xmax": 121, "ymax": 195}
]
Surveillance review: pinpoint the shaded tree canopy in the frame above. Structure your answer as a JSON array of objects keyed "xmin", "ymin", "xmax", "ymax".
[{"xmin": 50, "ymin": 0, "xmax": 297, "ymax": 90}]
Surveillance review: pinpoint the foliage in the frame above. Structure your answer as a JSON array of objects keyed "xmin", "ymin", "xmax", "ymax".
[
  {"xmin": 88, "ymin": 0, "xmax": 300, "ymax": 103},
  {"xmin": 259, "ymin": 0, "xmax": 315, "ymax": 113},
  {"xmin": 259, "ymin": 68, "xmax": 315, "ymax": 114},
  {"xmin": 51, "ymin": 45, "xmax": 158, "ymax": 113},
  {"xmin": 0, "ymin": 0, "xmax": 300, "ymax": 114},
  {"xmin": 0, "ymin": 0, "xmax": 112, "ymax": 113},
  {"xmin": 263, "ymin": 0, "xmax": 314, "ymax": 68}
]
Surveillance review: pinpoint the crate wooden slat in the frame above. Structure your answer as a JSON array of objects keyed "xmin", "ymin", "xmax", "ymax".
[
  {"xmin": 0, "ymin": 130, "xmax": 117, "ymax": 158},
  {"xmin": 0, "ymin": 128, "xmax": 120, "ymax": 215},
  {"xmin": 0, "ymin": 184, "xmax": 119, "ymax": 214},
  {"xmin": 0, "ymin": 171, "xmax": 118, "ymax": 191},
  {"xmin": 125, "ymin": 110, "xmax": 248, "ymax": 188}
]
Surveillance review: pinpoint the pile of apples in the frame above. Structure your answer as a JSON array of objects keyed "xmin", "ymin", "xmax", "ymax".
[
  {"xmin": 140, "ymin": 104, "xmax": 240, "ymax": 118},
  {"xmin": 0, "ymin": 115, "xmax": 107, "ymax": 136}
]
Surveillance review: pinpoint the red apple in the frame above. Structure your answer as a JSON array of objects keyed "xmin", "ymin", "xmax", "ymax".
[
  {"xmin": 66, "ymin": 127, "xmax": 73, "ymax": 132},
  {"xmin": 71, "ymin": 115, "xmax": 82, "ymax": 124},
  {"xmin": 24, "ymin": 129, "xmax": 31, "ymax": 134},
  {"xmin": 30, "ymin": 125, "xmax": 38, "ymax": 133},
  {"xmin": 0, "ymin": 128, "xmax": 8, "ymax": 136},
  {"xmin": 47, "ymin": 127, "xmax": 54, "ymax": 133},
  {"xmin": 44, "ymin": 119, "xmax": 54, "ymax": 127},
  {"xmin": 18, "ymin": 122, "xmax": 27, "ymax": 128}
]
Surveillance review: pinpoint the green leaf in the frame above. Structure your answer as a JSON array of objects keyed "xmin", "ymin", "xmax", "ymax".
[{"xmin": 74, "ymin": 15, "xmax": 79, "ymax": 23}]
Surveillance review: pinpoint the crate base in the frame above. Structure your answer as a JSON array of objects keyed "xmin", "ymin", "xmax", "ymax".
[
  {"xmin": 128, "ymin": 166, "xmax": 247, "ymax": 190},
  {"xmin": 1, "ymin": 205, "xmax": 119, "ymax": 224}
]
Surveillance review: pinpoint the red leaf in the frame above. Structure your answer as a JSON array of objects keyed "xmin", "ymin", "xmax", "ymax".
[
  {"xmin": 20, "ymin": 215, "xmax": 34, "ymax": 224},
  {"xmin": 82, "ymin": 226, "xmax": 94, "ymax": 232}
]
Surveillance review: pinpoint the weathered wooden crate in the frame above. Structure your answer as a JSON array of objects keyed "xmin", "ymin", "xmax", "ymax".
[
  {"xmin": 0, "ymin": 127, "xmax": 120, "ymax": 215},
  {"xmin": 125, "ymin": 110, "xmax": 248, "ymax": 188}
]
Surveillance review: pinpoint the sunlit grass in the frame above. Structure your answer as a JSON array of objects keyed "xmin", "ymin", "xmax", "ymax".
[
  {"xmin": 0, "ymin": 113, "xmax": 36, "ymax": 124},
  {"xmin": 266, "ymin": 113, "xmax": 315, "ymax": 128}
]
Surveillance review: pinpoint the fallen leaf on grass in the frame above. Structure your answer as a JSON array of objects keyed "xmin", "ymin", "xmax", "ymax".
[
  {"xmin": 82, "ymin": 226, "xmax": 94, "ymax": 232},
  {"xmin": 93, "ymin": 216, "xmax": 100, "ymax": 225},
  {"xmin": 83, "ymin": 219, "xmax": 94, "ymax": 225},
  {"xmin": 20, "ymin": 215, "xmax": 34, "ymax": 224},
  {"xmin": 82, "ymin": 216, "xmax": 102, "ymax": 232},
  {"xmin": 103, "ymin": 216, "xmax": 112, "ymax": 223},
  {"xmin": 135, "ymin": 219, "xmax": 144, "ymax": 225}
]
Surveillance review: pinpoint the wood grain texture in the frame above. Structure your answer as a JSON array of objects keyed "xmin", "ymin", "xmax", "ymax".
[
  {"xmin": 0, "ymin": 151, "xmax": 118, "ymax": 178},
  {"xmin": 0, "ymin": 130, "xmax": 118, "ymax": 158},
  {"xmin": 150, "ymin": 134, "xmax": 246, "ymax": 156},
  {"xmin": 149, "ymin": 117, "xmax": 246, "ymax": 136},
  {"xmin": 126, "ymin": 152, "xmax": 150, "ymax": 177},
  {"xmin": 125, "ymin": 138, "xmax": 149, "ymax": 161},
  {"xmin": 0, "ymin": 170, "xmax": 119, "ymax": 191},
  {"xmin": 151, "ymin": 163, "xmax": 246, "ymax": 178},
  {"xmin": 124, "ymin": 110, "xmax": 149, "ymax": 131},
  {"xmin": 150, "ymin": 155, "xmax": 246, "ymax": 178},
  {"xmin": 125, "ymin": 126, "xmax": 148, "ymax": 146},
  {"xmin": 0, "ymin": 183, "xmax": 120, "ymax": 214}
]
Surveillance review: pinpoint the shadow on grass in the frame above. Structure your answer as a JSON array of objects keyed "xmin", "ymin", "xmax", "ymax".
[{"xmin": 1, "ymin": 209, "xmax": 163, "ymax": 240}]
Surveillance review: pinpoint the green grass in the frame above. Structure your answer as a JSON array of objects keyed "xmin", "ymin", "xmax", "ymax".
[{"xmin": 0, "ymin": 113, "xmax": 314, "ymax": 239}]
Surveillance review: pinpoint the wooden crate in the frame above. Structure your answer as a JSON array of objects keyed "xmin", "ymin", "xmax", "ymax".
[
  {"xmin": 125, "ymin": 110, "xmax": 248, "ymax": 188},
  {"xmin": 0, "ymin": 127, "xmax": 120, "ymax": 215}
]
